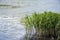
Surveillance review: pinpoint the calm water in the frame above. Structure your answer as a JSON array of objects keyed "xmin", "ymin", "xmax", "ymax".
[{"xmin": 0, "ymin": 0, "xmax": 60, "ymax": 40}]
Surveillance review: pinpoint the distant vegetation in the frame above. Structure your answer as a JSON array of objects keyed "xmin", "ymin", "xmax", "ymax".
[
  {"xmin": 0, "ymin": 4, "xmax": 20, "ymax": 8},
  {"xmin": 20, "ymin": 12, "xmax": 60, "ymax": 40}
]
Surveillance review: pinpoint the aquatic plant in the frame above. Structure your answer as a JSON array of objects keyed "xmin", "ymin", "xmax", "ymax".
[{"xmin": 20, "ymin": 12, "xmax": 60, "ymax": 40}]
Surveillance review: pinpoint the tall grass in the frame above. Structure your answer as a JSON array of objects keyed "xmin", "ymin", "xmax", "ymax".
[{"xmin": 20, "ymin": 12, "xmax": 60, "ymax": 40}]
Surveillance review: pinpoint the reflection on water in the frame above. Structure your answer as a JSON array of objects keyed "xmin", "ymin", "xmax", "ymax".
[{"xmin": 0, "ymin": 0, "xmax": 60, "ymax": 40}]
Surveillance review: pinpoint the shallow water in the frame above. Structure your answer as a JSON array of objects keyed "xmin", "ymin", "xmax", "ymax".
[
  {"xmin": 0, "ymin": 0, "xmax": 60, "ymax": 40},
  {"xmin": 0, "ymin": 18, "xmax": 26, "ymax": 40}
]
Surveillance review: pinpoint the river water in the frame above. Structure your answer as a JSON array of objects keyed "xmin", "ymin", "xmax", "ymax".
[{"xmin": 0, "ymin": 0, "xmax": 60, "ymax": 40}]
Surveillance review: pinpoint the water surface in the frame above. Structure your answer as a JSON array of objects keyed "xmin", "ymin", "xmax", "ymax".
[{"xmin": 0, "ymin": 0, "xmax": 60, "ymax": 40}]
